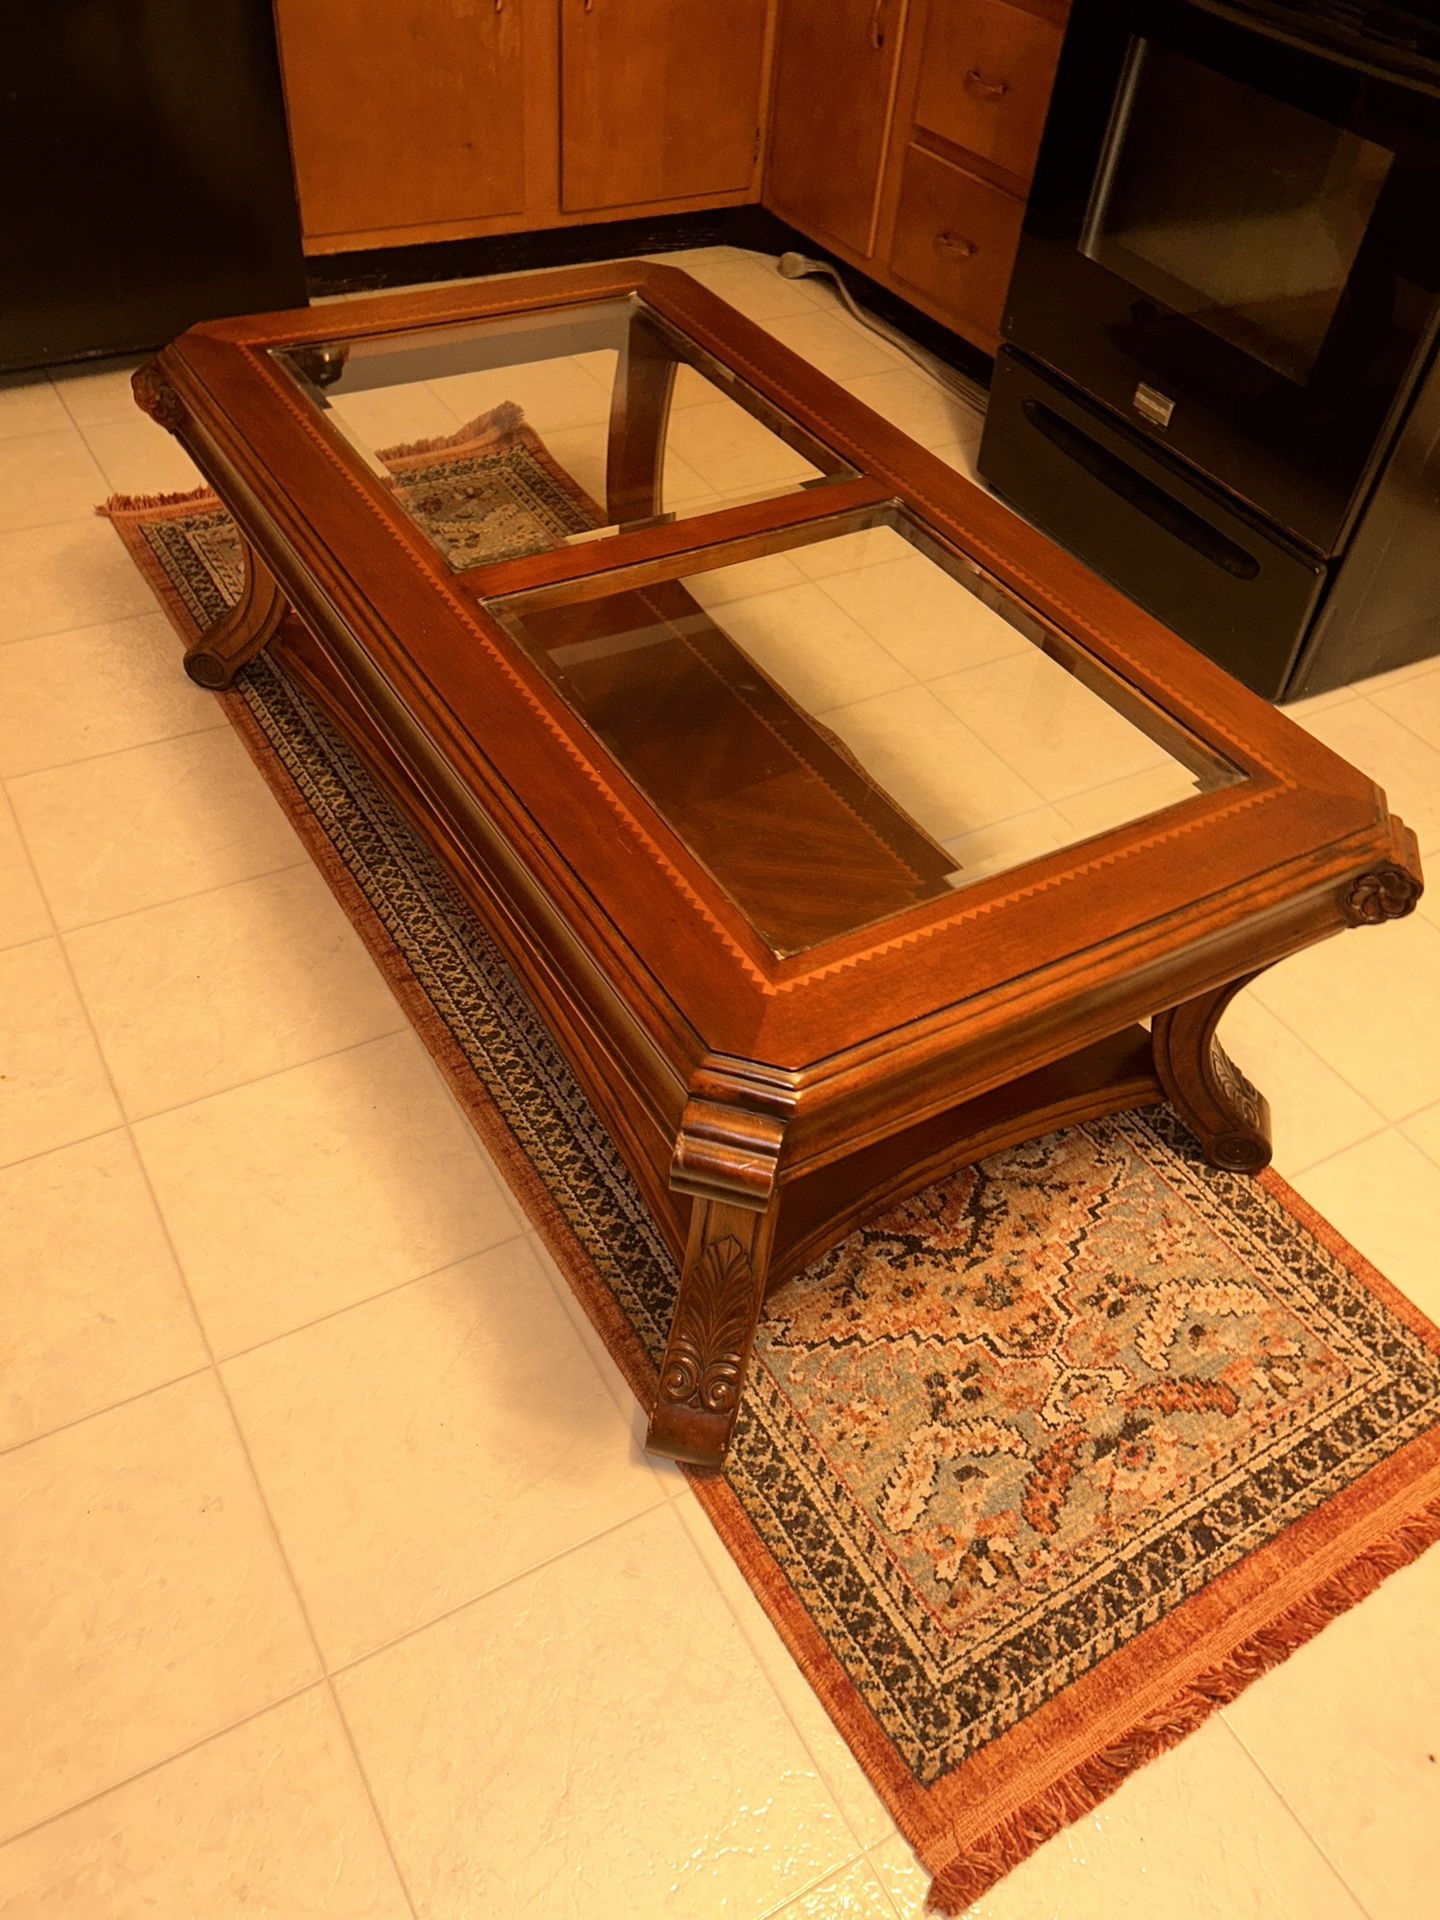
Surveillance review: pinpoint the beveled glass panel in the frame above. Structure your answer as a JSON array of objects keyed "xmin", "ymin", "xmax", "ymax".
[
  {"xmin": 489, "ymin": 508, "xmax": 1244, "ymax": 957},
  {"xmin": 273, "ymin": 298, "xmax": 854, "ymax": 571}
]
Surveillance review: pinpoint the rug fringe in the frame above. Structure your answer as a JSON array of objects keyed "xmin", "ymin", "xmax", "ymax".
[
  {"xmin": 376, "ymin": 400, "xmax": 525, "ymax": 464},
  {"xmin": 97, "ymin": 486, "xmax": 218, "ymax": 517},
  {"xmin": 925, "ymin": 1490, "xmax": 1440, "ymax": 1913}
]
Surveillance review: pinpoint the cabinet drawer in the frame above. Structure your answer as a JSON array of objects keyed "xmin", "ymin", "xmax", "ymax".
[
  {"xmin": 914, "ymin": 0, "xmax": 1062, "ymax": 183},
  {"xmin": 888, "ymin": 147, "xmax": 1024, "ymax": 346}
]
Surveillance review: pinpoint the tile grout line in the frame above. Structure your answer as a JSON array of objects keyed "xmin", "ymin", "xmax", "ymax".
[
  {"xmin": 1351, "ymin": 691, "xmax": 1440, "ymax": 767},
  {"xmin": 114, "ymin": 1020, "xmax": 409, "ymax": 1130},
  {"xmin": 0, "ymin": 600, "xmax": 217, "ymax": 646},
  {"xmin": 1278, "ymin": 1117, "xmax": 1394, "ymax": 1185},
  {"xmin": 1217, "ymin": 1714, "xmax": 1381, "ymax": 1920},
  {"xmin": 0, "ymin": 1019, "xmax": 437, "ymax": 1179},
  {"xmin": 753, "ymin": 1848, "xmax": 879, "ymax": 1920},
  {"xmin": 0, "ymin": 611, "xmax": 170, "ymax": 653},
  {"xmin": 11, "ymin": 757, "xmax": 672, "ymax": 1899},
  {"xmin": 668, "ymin": 1492, "xmax": 894, "ymax": 1864},
  {"xmin": 1, "ymin": 714, "xmax": 231, "ymax": 786},
  {"xmin": 323, "ymin": 1500, "xmax": 673, "ymax": 1684},
  {"xmin": 0, "ymin": 1677, "xmax": 325, "ymax": 1855},
  {"xmin": 0, "ymin": 1361, "xmax": 214, "ymax": 1463},
  {"xmin": 50, "ymin": 359, "xmax": 145, "ymax": 428},
  {"xmin": 858, "ymin": 1843, "xmax": 908, "ymax": 1920},
  {"xmin": 1226, "ymin": 909, "xmax": 1432, "ymax": 1137},
  {"xmin": 519, "ymin": 1225, "xmax": 689, "ymax": 1495},
  {"xmin": 5, "ymin": 786, "xmax": 434, "ymax": 1914},
  {"xmin": 110, "ymin": 1114, "xmax": 425, "ymax": 1918},
  {"xmin": 1397, "ymin": 1109, "xmax": 1440, "ymax": 1172},
  {"xmin": 215, "ymin": 1223, "xmax": 533, "ymax": 1367},
  {"xmin": 1285, "ymin": 1119, "xmax": 1434, "ymax": 1188},
  {"xmin": 0, "ymin": 1114, "xmax": 119, "ymax": 1178},
  {"xmin": 1241, "ymin": 965, "xmax": 1434, "ymax": 1136},
  {"xmin": 47, "ymin": 848, "xmax": 316, "ymax": 942},
  {"xmin": 0, "ymin": 505, "xmax": 121, "ymax": 540}
]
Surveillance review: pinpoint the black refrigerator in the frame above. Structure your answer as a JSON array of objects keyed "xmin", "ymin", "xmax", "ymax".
[{"xmin": 2, "ymin": 2, "xmax": 307, "ymax": 374}]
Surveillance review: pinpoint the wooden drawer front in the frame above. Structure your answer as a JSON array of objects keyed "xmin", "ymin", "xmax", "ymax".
[
  {"xmin": 889, "ymin": 146, "xmax": 1023, "ymax": 345},
  {"xmin": 914, "ymin": 0, "xmax": 1062, "ymax": 183}
]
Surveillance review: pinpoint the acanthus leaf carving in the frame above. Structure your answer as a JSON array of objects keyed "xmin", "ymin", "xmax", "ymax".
[
  {"xmin": 657, "ymin": 1235, "xmax": 756, "ymax": 1415},
  {"xmin": 1209, "ymin": 1038, "xmax": 1263, "ymax": 1133}
]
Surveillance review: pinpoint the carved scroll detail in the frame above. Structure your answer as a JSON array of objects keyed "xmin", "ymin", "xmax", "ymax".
[
  {"xmin": 1210, "ymin": 1040, "xmax": 1265, "ymax": 1146},
  {"xmin": 1152, "ymin": 977, "xmax": 1272, "ymax": 1175},
  {"xmin": 183, "ymin": 542, "xmax": 288, "ymax": 691},
  {"xmin": 1344, "ymin": 866, "xmax": 1422, "ymax": 927},
  {"xmin": 670, "ymin": 1097, "xmax": 786, "ymax": 1204},
  {"xmin": 131, "ymin": 360, "xmax": 185, "ymax": 434},
  {"xmin": 656, "ymin": 1236, "xmax": 755, "ymax": 1415}
]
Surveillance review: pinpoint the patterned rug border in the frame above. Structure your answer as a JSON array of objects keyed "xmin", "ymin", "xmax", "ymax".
[{"xmin": 101, "ymin": 487, "xmax": 1440, "ymax": 1913}]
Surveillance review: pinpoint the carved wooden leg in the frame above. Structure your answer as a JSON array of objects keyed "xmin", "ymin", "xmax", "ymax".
[
  {"xmin": 183, "ymin": 542, "xmax": 288, "ymax": 690},
  {"xmin": 1151, "ymin": 976, "xmax": 1272, "ymax": 1173},
  {"xmin": 648, "ymin": 1081, "xmax": 788, "ymax": 1468},
  {"xmin": 646, "ymin": 1194, "xmax": 778, "ymax": 1468}
]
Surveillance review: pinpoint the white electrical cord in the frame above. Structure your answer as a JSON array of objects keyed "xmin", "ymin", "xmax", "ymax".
[{"xmin": 775, "ymin": 250, "xmax": 988, "ymax": 421}]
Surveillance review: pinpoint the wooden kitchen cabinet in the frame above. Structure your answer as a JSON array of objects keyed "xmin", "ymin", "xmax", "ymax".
[
  {"xmin": 878, "ymin": 0, "xmax": 1066, "ymax": 349},
  {"xmin": 760, "ymin": 0, "xmax": 1065, "ymax": 354},
  {"xmin": 275, "ymin": 0, "xmax": 1067, "ymax": 365},
  {"xmin": 764, "ymin": 0, "xmax": 905, "ymax": 257},
  {"xmin": 274, "ymin": 0, "xmax": 537, "ymax": 249},
  {"xmin": 278, "ymin": 0, "xmax": 770, "ymax": 252},
  {"xmin": 560, "ymin": 0, "xmax": 771, "ymax": 213}
]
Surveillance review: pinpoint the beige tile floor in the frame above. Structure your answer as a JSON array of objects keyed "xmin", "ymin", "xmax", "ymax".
[{"xmin": 1, "ymin": 248, "xmax": 1438, "ymax": 1918}]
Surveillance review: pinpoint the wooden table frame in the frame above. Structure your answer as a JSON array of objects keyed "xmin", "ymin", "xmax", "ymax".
[{"xmin": 135, "ymin": 261, "xmax": 1423, "ymax": 1467}]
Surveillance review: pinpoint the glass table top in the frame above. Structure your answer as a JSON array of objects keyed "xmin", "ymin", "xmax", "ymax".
[
  {"xmin": 490, "ymin": 508, "xmax": 1243, "ymax": 956},
  {"xmin": 274, "ymin": 297, "xmax": 855, "ymax": 572}
]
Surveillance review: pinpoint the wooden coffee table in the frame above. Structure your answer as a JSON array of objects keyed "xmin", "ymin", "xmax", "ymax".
[{"xmin": 134, "ymin": 261, "xmax": 1422, "ymax": 1467}]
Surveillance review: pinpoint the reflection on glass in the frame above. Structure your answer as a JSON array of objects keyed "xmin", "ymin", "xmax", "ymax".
[
  {"xmin": 273, "ymin": 299, "xmax": 854, "ymax": 571},
  {"xmin": 1081, "ymin": 40, "xmax": 1392, "ymax": 383},
  {"xmin": 490, "ymin": 511, "xmax": 1243, "ymax": 955}
]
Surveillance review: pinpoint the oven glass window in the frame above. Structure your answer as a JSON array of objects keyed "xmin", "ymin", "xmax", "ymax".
[{"xmin": 1081, "ymin": 40, "xmax": 1393, "ymax": 385}]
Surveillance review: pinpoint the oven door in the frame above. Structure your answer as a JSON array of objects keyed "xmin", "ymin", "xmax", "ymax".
[{"xmin": 1005, "ymin": 0, "xmax": 1440, "ymax": 556}]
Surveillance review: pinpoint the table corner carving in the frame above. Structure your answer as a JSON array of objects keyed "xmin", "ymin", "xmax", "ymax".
[
  {"xmin": 132, "ymin": 358, "xmax": 186, "ymax": 435},
  {"xmin": 1343, "ymin": 864, "xmax": 1423, "ymax": 927}
]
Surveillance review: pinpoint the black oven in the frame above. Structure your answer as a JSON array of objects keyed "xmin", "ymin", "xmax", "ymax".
[{"xmin": 979, "ymin": 0, "xmax": 1440, "ymax": 699}]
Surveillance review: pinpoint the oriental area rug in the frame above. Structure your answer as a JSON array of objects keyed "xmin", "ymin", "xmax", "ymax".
[{"xmin": 102, "ymin": 408, "xmax": 1440, "ymax": 1914}]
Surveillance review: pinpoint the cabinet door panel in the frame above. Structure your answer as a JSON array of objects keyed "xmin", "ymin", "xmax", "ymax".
[
  {"xmin": 765, "ymin": 0, "xmax": 902, "ymax": 258},
  {"xmin": 276, "ymin": 0, "xmax": 528, "ymax": 242},
  {"xmin": 561, "ymin": 0, "xmax": 769, "ymax": 213}
]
